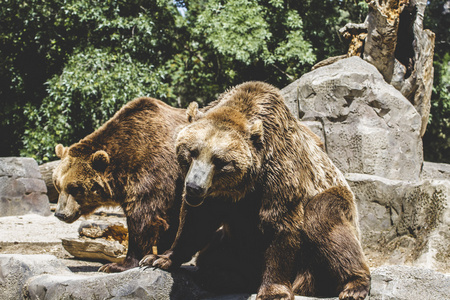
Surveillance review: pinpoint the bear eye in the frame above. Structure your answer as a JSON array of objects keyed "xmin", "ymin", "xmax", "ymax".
[
  {"xmin": 67, "ymin": 183, "xmax": 84, "ymax": 196},
  {"xmin": 213, "ymin": 157, "xmax": 235, "ymax": 172},
  {"xmin": 190, "ymin": 148, "xmax": 199, "ymax": 159},
  {"xmin": 177, "ymin": 148, "xmax": 192, "ymax": 168},
  {"xmin": 91, "ymin": 182, "xmax": 102, "ymax": 196}
]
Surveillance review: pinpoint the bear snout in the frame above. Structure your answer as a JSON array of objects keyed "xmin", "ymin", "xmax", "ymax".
[
  {"xmin": 54, "ymin": 211, "xmax": 80, "ymax": 223},
  {"xmin": 184, "ymin": 182, "xmax": 207, "ymax": 207},
  {"xmin": 186, "ymin": 182, "xmax": 205, "ymax": 197},
  {"xmin": 54, "ymin": 211, "xmax": 69, "ymax": 221},
  {"xmin": 184, "ymin": 159, "xmax": 214, "ymax": 198}
]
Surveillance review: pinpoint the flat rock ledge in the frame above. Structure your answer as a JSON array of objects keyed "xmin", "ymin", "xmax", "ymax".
[{"xmin": 1, "ymin": 254, "xmax": 449, "ymax": 300}]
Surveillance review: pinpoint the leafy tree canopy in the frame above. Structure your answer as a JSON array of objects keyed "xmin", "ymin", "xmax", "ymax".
[{"xmin": 1, "ymin": 0, "xmax": 448, "ymax": 164}]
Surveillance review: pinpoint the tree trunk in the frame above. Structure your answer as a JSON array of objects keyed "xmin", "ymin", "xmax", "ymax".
[
  {"xmin": 394, "ymin": 0, "xmax": 435, "ymax": 137},
  {"xmin": 363, "ymin": 0, "xmax": 409, "ymax": 83},
  {"xmin": 39, "ymin": 160, "xmax": 60, "ymax": 203},
  {"xmin": 337, "ymin": 0, "xmax": 435, "ymax": 137}
]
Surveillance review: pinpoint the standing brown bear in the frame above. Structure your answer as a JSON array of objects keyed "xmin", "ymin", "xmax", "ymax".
[
  {"xmin": 53, "ymin": 97, "xmax": 187, "ymax": 272},
  {"xmin": 140, "ymin": 82, "xmax": 371, "ymax": 299}
]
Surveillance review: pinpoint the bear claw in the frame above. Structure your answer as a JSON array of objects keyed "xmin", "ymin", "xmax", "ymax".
[
  {"xmin": 339, "ymin": 279, "xmax": 370, "ymax": 300},
  {"xmin": 256, "ymin": 284, "xmax": 294, "ymax": 300},
  {"xmin": 139, "ymin": 254, "xmax": 158, "ymax": 268},
  {"xmin": 98, "ymin": 261, "xmax": 138, "ymax": 273},
  {"xmin": 153, "ymin": 256, "xmax": 174, "ymax": 270}
]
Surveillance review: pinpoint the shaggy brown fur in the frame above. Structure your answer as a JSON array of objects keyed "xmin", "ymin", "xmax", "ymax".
[
  {"xmin": 53, "ymin": 97, "xmax": 187, "ymax": 272},
  {"xmin": 140, "ymin": 82, "xmax": 370, "ymax": 299}
]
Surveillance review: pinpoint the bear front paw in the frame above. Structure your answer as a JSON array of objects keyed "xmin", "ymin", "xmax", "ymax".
[
  {"xmin": 339, "ymin": 278, "xmax": 370, "ymax": 300},
  {"xmin": 98, "ymin": 263, "xmax": 118, "ymax": 273},
  {"xmin": 139, "ymin": 251, "xmax": 178, "ymax": 270},
  {"xmin": 256, "ymin": 284, "xmax": 294, "ymax": 300},
  {"xmin": 99, "ymin": 258, "xmax": 139, "ymax": 273},
  {"xmin": 139, "ymin": 254, "xmax": 158, "ymax": 268},
  {"xmin": 153, "ymin": 255, "xmax": 175, "ymax": 270}
]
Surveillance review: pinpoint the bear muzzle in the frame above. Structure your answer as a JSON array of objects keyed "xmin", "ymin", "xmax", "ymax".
[
  {"xmin": 184, "ymin": 182, "xmax": 207, "ymax": 207},
  {"xmin": 54, "ymin": 192, "xmax": 82, "ymax": 223},
  {"xmin": 184, "ymin": 159, "xmax": 214, "ymax": 199},
  {"xmin": 54, "ymin": 211, "xmax": 81, "ymax": 223}
]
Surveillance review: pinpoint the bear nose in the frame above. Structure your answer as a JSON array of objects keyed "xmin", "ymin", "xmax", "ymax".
[
  {"xmin": 185, "ymin": 182, "xmax": 205, "ymax": 197},
  {"xmin": 54, "ymin": 212, "xmax": 67, "ymax": 221}
]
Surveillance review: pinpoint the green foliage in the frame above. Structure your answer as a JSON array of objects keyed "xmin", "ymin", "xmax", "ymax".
[
  {"xmin": 423, "ymin": 0, "xmax": 450, "ymax": 163},
  {"xmin": 192, "ymin": 0, "xmax": 315, "ymax": 69},
  {"xmin": 196, "ymin": 0, "xmax": 272, "ymax": 64},
  {"xmin": 20, "ymin": 48, "xmax": 171, "ymax": 161},
  {"xmin": 0, "ymin": 0, "xmax": 77, "ymax": 157},
  {"xmin": 58, "ymin": 0, "xmax": 178, "ymax": 61},
  {"xmin": 1, "ymin": 0, "xmax": 178, "ymax": 162},
  {"xmin": 423, "ymin": 54, "xmax": 450, "ymax": 163},
  {"xmin": 13, "ymin": 0, "xmax": 450, "ymax": 165},
  {"xmin": 288, "ymin": 0, "xmax": 368, "ymax": 61}
]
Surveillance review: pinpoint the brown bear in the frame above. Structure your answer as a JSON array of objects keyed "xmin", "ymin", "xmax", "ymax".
[
  {"xmin": 140, "ymin": 82, "xmax": 371, "ymax": 299},
  {"xmin": 53, "ymin": 97, "xmax": 187, "ymax": 273}
]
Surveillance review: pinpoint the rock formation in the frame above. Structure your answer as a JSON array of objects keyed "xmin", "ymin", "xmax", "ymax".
[
  {"xmin": 347, "ymin": 173, "xmax": 450, "ymax": 273},
  {"xmin": 1, "ymin": 254, "xmax": 449, "ymax": 300},
  {"xmin": 283, "ymin": 56, "xmax": 423, "ymax": 181},
  {"xmin": 334, "ymin": 0, "xmax": 435, "ymax": 136},
  {"xmin": 0, "ymin": 157, "xmax": 50, "ymax": 217},
  {"xmin": 281, "ymin": 57, "xmax": 449, "ymax": 274}
]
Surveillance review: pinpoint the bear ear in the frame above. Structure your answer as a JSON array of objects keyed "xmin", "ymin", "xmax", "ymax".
[
  {"xmin": 186, "ymin": 102, "xmax": 204, "ymax": 123},
  {"xmin": 249, "ymin": 119, "xmax": 264, "ymax": 145},
  {"xmin": 91, "ymin": 150, "xmax": 110, "ymax": 172},
  {"xmin": 55, "ymin": 144, "xmax": 68, "ymax": 158}
]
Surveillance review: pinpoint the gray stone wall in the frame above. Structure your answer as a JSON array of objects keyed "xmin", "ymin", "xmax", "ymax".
[
  {"xmin": 282, "ymin": 56, "xmax": 450, "ymax": 273},
  {"xmin": 0, "ymin": 157, "xmax": 50, "ymax": 217}
]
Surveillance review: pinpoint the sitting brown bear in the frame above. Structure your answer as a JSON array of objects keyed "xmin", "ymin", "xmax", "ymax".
[
  {"xmin": 53, "ymin": 97, "xmax": 187, "ymax": 272},
  {"xmin": 140, "ymin": 82, "xmax": 371, "ymax": 299}
]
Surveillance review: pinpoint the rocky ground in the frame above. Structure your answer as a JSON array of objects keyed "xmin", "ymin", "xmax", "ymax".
[
  {"xmin": 1, "ymin": 209, "xmax": 449, "ymax": 300},
  {"xmin": 0, "ymin": 206, "xmax": 125, "ymax": 275},
  {"xmin": 0, "ymin": 205, "xmax": 385, "ymax": 274}
]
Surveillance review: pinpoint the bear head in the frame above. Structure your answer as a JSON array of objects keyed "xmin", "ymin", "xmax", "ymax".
[
  {"xmin": 52, "ymin": 142, "xmax": 114, "ymax": 223},
  {"xmin": 176, "ymin": 102, "xmax": 263, "ymax": 207}
]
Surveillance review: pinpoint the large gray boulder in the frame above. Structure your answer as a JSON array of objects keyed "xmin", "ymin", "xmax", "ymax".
[
  {"xmin": 0, "ymin": 157, "xmax": 50, "ymax": 217},
  {"xmin": 347, "ymin": 173, "xmax": 450, "ymax": 273},
  {"xmin": 0, "ymin": 254, "xmax": 72, "ymax": 300},
  {"xmin": 369, "ymin": 265, "xmax": 450, "ymax": 300},
  {"xmin": 282, "ymin": 56, "xmax": 423, "ymax": 181},
  {"xmin": 24, "ymin": 267, "xmax": 209, "ymax": 300},
  {"xmin": 1, "ymin": 254, "xmax": 448, "ymax": 300}
]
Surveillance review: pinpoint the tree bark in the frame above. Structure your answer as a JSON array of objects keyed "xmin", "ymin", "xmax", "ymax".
[
  {"xmin": 39, "ymin": 160, "xmax": 60, "ymax": 203},
  {"xmin": 340, "ymin": 21, "xmax": 368, "ymax": 57},
  {"xmin": 363, "ymin": 0, "xmax": 409, "ymax": 83},
  {"xmin": 337, "ymin": 0, "xmax": 434, "ymax": 137},
  {"xmin": 395, "ymin": 0, "xmax": 435, "ymax": 137}
]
